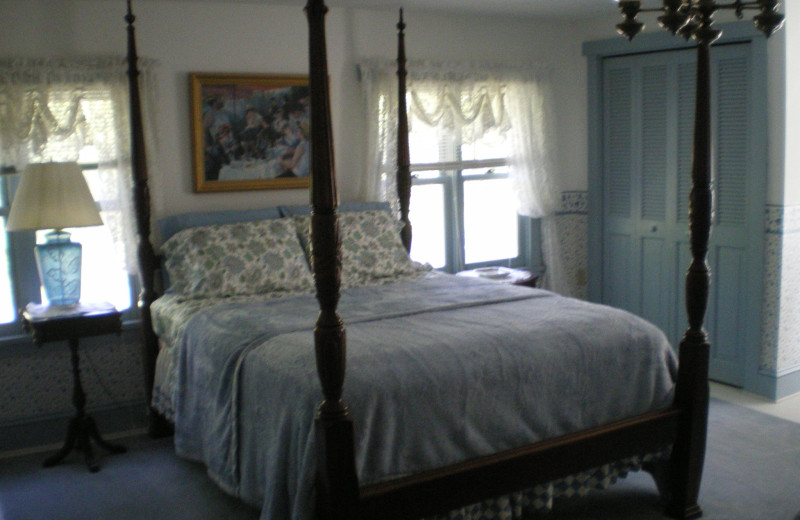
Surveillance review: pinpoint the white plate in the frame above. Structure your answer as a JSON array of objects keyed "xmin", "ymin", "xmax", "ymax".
[{"xmin": 475, "ymin": 267, "xmax": 509, "ymax": 279}]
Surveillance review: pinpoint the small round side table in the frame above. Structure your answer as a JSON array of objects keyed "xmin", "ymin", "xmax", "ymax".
[{"xmin": 20, "ymin": 302, "xmax": 127, "ymax": 473}]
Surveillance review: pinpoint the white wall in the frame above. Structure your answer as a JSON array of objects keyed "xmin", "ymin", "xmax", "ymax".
[
  {"xmin": 0, "ymin": 0, "xmax": 596, "ymax": 222},
  {"xmin": 783, "ymin": 2, "xmax": 799, "ymax": 205},
  {"xmin": 2, "ymin": 1, "xmax": 790, "ymax": 219}
]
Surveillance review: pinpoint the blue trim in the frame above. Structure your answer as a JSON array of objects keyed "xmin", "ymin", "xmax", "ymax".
[
  {"xmin": 158, "ymin": 207, "xmax": 283, "ymax": 243},
  {"xmin": 586, "ymin": 40, "xmax": 605, "ymax": 304},
  {"xmin": 527, "ymin": 218, "xmax": 545, "ymax": 276},
  {"xmin": 775, "ymin": 368, "xmax": 800, "ymax": 400},
  {"xmin": 748, "ymin": 367, "xmax": 800, "ymax": 401},
  {"xmin": 741, "ymin": 34, "xmax": 769, "ymax": 398},
  {"xmin": 0, "ymin": 176, "xmax": 40, "ymax": 338}
]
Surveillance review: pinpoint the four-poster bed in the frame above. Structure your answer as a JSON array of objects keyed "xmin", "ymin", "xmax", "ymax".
[{"xmin": 122, "ymin": 1, "xmax": 780, "ymax": 519}]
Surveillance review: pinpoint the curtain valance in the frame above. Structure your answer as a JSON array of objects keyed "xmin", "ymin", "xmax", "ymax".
[
  {"xmin": 0, "ymin": 56, "xmax": 158, "ymax": 274},
  {"xmin": 359, "ymin": 58, "xmax": 567, "ymax": 293}
]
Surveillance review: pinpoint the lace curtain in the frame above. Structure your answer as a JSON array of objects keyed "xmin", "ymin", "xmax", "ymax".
[
  {"xmin": 0, "ymin": 57, "xmax": 157, "ymax": 274},
  {"xmin": 359, "ymin": 59, "xmax": 567, "ymax": 293},
  {"xmin": 360, "ymin": 59, "xmax": 401, "ymax": 208}
]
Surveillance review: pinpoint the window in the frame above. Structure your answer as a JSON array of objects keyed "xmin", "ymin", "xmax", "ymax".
[
  {"xmin": 0, "ymin": 161, "xmax": 134, "ymax": 337},
  {"xmin": 406, "ymin": 92, "xmax": 529, "ymax": 273},
  {"xmin": 362, "ymin": 61, "xmax": 558, "ymax": 287},
  {"xmin": 0, "ymin": 58, "xmax": 142, "ymax": 338}
]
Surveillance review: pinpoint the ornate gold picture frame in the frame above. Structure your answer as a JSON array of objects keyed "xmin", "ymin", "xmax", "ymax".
[{"xmin": 190, "ymin": 73, "xmax": 311, "ymax": 192}]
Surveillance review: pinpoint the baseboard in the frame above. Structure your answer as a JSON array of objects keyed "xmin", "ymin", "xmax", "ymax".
[
  {"xmin": 774, "ymin": 367, "xmax": 800, "ymax": 401},
  {"xmin": 748, "ymin": 367, "xmax": 800, "ymax": 401},
  {"xmin": 0, "ymin": 401, "xmax": 148, "ymax": 458}
]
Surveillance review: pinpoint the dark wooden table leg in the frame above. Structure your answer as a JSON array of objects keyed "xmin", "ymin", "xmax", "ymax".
[
  {"xmin": 42, "ymin": 416, "xmax": 79, "ymax": 468},
  {"xmin": 43, "ymin": 337, "xmax": 126, "ymax": 472},
  {"xmin": 86, "ymin": 415, "xmax": 127, "ymax": 455}
]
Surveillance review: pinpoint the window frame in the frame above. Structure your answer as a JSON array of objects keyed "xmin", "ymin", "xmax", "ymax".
[
  {"xmin": 0, "ymin": 173, "xmax": 40, "ymax": 338},
  {"xmin": 0, "ymin": 165, "xmax": 139, "ymax": 341},
  {"xmin": 410, "ymin": 157, "xmax": 531, "ymax": 274}
]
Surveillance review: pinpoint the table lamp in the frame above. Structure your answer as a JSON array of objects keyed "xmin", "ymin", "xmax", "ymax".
[{"xmin": 6, "ymin": 162, "xmax": 103, "ymax": 306}]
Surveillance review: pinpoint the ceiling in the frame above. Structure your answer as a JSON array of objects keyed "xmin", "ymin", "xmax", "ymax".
[
  {"xmin": 331, "ymin": 0, "xmax": 620, "ymax": 18},
  {"xmin": 162, "ymin": 0, "xmax": 622, "ymax": 20}
]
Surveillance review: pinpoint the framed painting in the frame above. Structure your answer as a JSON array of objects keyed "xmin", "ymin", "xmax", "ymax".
[{"xmin": 190, "ymin": 73, "xmax": 311, "ymax": 192}]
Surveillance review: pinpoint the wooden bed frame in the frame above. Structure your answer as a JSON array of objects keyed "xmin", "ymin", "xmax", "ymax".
[{"xmin": 124, "ymin": 0, "xmax": 711, "ymax": 518}]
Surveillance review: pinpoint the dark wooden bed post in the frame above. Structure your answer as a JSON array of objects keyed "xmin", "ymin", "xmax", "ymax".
[
  {"xmin": 125, "ymin": 0, "xmax": 165, "ymax": 437},
  {"xmin": 396, "ymin": 9, "xmax": 412, "ymax": 252},
  {"xmin": 666, "ymin": 23, "xmax": 715, "ymax": 519},
  {"xmin": 304, "ymin": 0, "xmax": 360, "ymax": 518}
]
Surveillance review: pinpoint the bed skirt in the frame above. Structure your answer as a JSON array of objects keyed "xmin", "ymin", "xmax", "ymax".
[{"xmin": 428, "ymin": 450, "xmax": 669, "ymax": 519}]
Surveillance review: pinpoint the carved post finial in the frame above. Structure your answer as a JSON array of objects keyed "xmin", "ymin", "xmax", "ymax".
[{"xmin": 125, "ymin": 0, "xmax": 134, "ymax": 25}]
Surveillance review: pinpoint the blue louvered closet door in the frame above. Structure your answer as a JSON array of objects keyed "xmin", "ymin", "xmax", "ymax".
[{"xmin": 601, "ymin": 43, "xmax": 764, "ymax": 387}]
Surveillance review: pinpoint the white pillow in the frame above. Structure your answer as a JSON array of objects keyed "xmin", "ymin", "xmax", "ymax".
[
  {"xmin": 293, "ymin": 210, "xmax": 429, "ymax": 288},
  {"xmin": 161, "ymin": 217, "xmax": 314, "ymax": 298}
]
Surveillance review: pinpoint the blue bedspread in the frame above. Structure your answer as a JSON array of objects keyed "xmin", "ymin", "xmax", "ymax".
[{"xmin": 163, "ymin": 274, "xmax": 677, "ymax": 520}]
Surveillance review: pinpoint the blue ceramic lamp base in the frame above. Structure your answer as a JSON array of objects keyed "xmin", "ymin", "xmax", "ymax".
[{"xmin": 35, "ymin": 230, "xmax": 82, "ymax": 307}]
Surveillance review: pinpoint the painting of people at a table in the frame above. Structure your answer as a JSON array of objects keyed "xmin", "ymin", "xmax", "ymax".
[{"xmin": 191, "ymin": 74, "xmax": 311, "ymax": 192}]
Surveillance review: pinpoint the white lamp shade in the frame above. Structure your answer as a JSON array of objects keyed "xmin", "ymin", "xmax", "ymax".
[{"xmin": 6, "ymin": 162, "xmax": 103, "ymax": 231}]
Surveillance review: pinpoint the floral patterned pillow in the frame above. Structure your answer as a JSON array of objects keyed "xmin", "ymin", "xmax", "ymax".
[
  {"xmin": 161, "ymin": 217, "xmax": 315, "ymax": 298},
  {"xmin": 293, "ymin": 210, "xmax": 430, "ymax": 288}
]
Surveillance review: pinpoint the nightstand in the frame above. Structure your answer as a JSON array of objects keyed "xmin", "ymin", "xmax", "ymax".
[
  {"xmin": 456, "ymin": 267, "xmax": 539, "ymax": 288},
  {"xmin": 20, "ymin": 302, "xmax": 127, "ymax": 472}
]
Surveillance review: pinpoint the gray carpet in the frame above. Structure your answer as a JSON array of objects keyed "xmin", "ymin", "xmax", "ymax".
[{"xmin": 1, "ymin": 399, "xmax": 798, "ymax": 520}]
